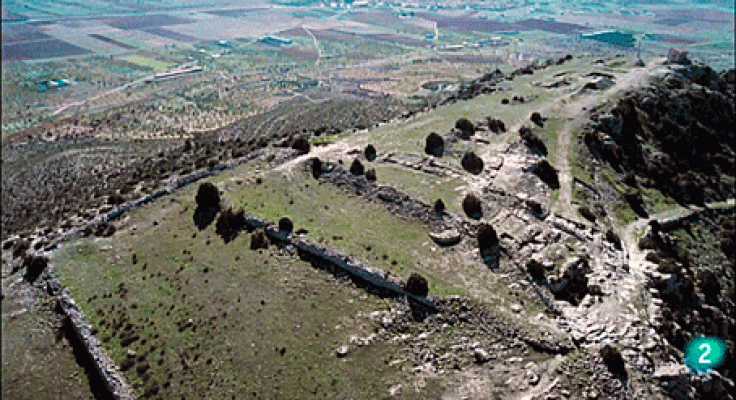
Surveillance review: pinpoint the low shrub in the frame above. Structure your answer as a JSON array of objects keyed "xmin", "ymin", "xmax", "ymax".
[
  {"xmin": 365, "ymin": 168, "xmax": 377, "ymax": 181},
  {"xmin": 477, "ymin": 223, "xmax": 498, "ymax": 251},
  {"xmin": 519, "ymin": 126, "xmax": 548, "ymax": 155},
  {"xmin": 433, "ymin": 199, "xmax": 445, "ymax": 213},
  {"xmin": 526, "ymin": 259, "xmax": 546, "ymax": 280},
  {"xmin": 425, "ymin": 132, "xmax": 444, "ymax": 157},
  {"xmin": 487, "ymin": 117, "xmax": 507, "ymax": 133},
  {"xmin": 405, "ymin": 273, "xmax": 429, "ymax": 297},
  {"xmin": 250, "ymin": 229, "xmax": 269, "ymax": 250},
  {"xmin": 350, "ymin": 159, "xmax": 364, "ymax": 176},
  {"xmin": 461, "ymin": 151, "xmax": 484, "ymax": 175},
  {"xmin": 278, "ymin": 217, "xmax": 294, "ymax": 233},
  {"xmin": 578, "ymin": 206, "xmax": 596, "ymax": 222},
  {"xmin": 364, "ymin": 144, "xmax": 377, "ymax": 161},
  {"xmin": 215, "ymin": 207, "xmax": 246, "ymax": 243},
  {"xmin": 532, "ymin": 159, "xmax": 559, "ymax": 189},
  {"xmin": 530, "ymin": 112, "xmax": 544, "ymax": 127},
  {"xmin": 291, "ymin": 137, "xmax": 310, "ymax": 153},
  {"xmin": 24, "ymin": 254, "xmax": 49, "ymax": 282},
  {"xmin": 310, "ymin": 157, "xmax": 323, "ymax": 179},
  {"xmin": 195, "ymin": 182, "xmax": 220, "ymax": 209},
  {"xmin": 462, "ymin": 194, "xmax": 483, "ymax": 219},
  {"xmin": 600, "ymin": 344, "xmax": 626, "ymax": 377},
  {"xmin": 455, "ymin": 118, "xmax": 475, "ymax": 137}
]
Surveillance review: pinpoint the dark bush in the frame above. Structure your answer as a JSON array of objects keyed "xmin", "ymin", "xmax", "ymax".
[
  {"xmin": 487, "ymin": 117, "xmax": 506, "ymax": 133},
  {"xmin": 526, "ymin": 259, "xmax": 546, "ymax": 280},
  {"xmin": 697, "ymin": 270, "xmax": 721, "ymax": 298},
  {"xmin": 310, "ymin": 157, "xmax": 323, "ymax": 179},
  {"xmin": 578, "ymin": 206, "xmax": 596, "ymax": 222},
  {"xmin": 23, "ymin": 254, "xmax": 49, "ymax": 282},
  {"xmin": 12, "ymin": 238, "xmax": 30, "ymax": 258},
  {"xmin": 530, "ymin": 112, "xmax": 544, "ymax": 127},
  {"xmin": 461, "ymin": 151, "xmax": 484, "ymax": 175},
  {"xmin": 94, "ymin": 222, "xmax": 116, "ymax": 237},
  {"xmin": 405, "ymin": 273, "xmax": 429, "ymax": 297},
  {"xmin": 519, "ymin": 126, "xmax": 548, "ymax": 155},
  {"xmin": 477, "ymin": 223, "xmax": 498, "ymax": 250},
  {"xmin": 605, "ymin": 229, "xmax": 622, "ymax": 250},
  {"xmin": 600, "ymin": 344, "xmax": 627, "ymax": 377},
  {"xmin": 433, "ymin": 199, "xmax": 445, "ymax": 213},
  {"xmin": 424, "ymin": 132, "xmax": 444, "ymax": 157},
  {"xmin": 195, "ymin": 182, "xmax": 220, "ymax": 209},
  {"xmin": 455, "ymin": 118, "xmax": 475, "ymax": 137},
  {"xmin": 623, "ymin": 187, "xmax": 647, "ymax": 217},
  {"xmin": 462, "ymin": 194, "xmax": 483, "ymax": 219},
  {"xmin": 364, "ymin": 144, "xmax": 377, "ymax": 161},
  {"xmin": 215, "ymin": 207, "xmax": 246, "ymax": 243},
  {"xmin": 721, "ymin": 238, "xmax": 735, "ymax": 257},
  {"xmin": 250, "ymin": 229, "xmax": 269, "ymax": 250},
  {"xmin": 365, "ymin": 168, "xmax": 377, "ymax": 181},
  {"xmin": 501, "ymin": 98, "xmax": 510, "ymax": 104},
  {"xmin": 532, "ymin": 159, "xmax": 559, "ymax": 189},
  {"xmin": 108, "ymin": 194, "xmax": 125, "ymax": 205},
  {"xmin": 278, "ymin": 217, "xmax": 294, "ymax": 233},
  {"xmin": 350, "ymin": 159, "xmax": 364, "ymax": 176},
  {"xmin": 623, "ymin": 171, "xmax": 637, "ymax": 187},
  {"xmin": 291, "ymin": 137, "xmax": 310, "ymax": 153}
]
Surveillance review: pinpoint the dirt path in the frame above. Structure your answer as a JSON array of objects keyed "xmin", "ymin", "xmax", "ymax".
[{"xmin": 552, "ymin": 59, "xmax": 662, "ymax": 220}]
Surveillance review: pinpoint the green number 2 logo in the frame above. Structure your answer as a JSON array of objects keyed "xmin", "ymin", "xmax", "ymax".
[
  {"xmin": 685, "ymin": 337, "xmax": 725, "ymax": 372},
  {"xmin": 698, "ymin": 343, "xmax": 711, "ymax": 364}
]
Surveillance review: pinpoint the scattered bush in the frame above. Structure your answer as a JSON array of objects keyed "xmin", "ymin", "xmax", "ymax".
[
  {"xmin": 23, "ymin": 254, "xmax": 49, "ymax": 282},
  {"xmin": 605, "ymin": 229, "xmax": 622, "ymax": 250},
  {"xmin": 350, "ymin": 159, "xmax": 364, "ymax": 175},
  {"xmin": 501, "ymin": 98, "xmax": 510, "ymax": 104},
  {"xmin": 291, "ymin": 137, "xmax": 310, "ymax": 153},
  {"xmin": 250, "ymin": 229, "xmax": 269, "ymax": 250},
  {"xmin": 278, "ymin": 217, "xmax": 294, "ymax": 233},
  {"xmin": 600, "ymin": 344, "xmax": 626, "ymax": 377},
  {"xmin": 364, "ymin": 144, "xmax": 377, "ymax": 161},
  {"xmin": 424, "ymin": 132, "xmax": 444, "ymax": 157},
  {"xmin": 405, "ymin": 273, "xmax": 429, "ymax": 297},
  {"xmin": 623, "ymin": 187, "xmax": 647, "ymax": 217},
  {"xmin": 310, "ymin": 157, "xmax": 323, "ymax": 179},
  {"xmin": 578, "ymin": 206, "xmax": 596, "ymax": 222},
  {"xmin": 12, "ymin": 238, "xmax": 30, "ymax": 258},
  {"xmin": 462, "ymin": 194, "xmax": 483, "ymax": 219},
  {"xmin": 195, "ymin": 182, "xmax": 220, "ymax": 209},
  {"xmin": 365, "ymin": 168, "xmax": 377, "ymax": 181},
  {"xmin": 477, "ymin": 223, "xmax": 498, "ymax": 250},
  {"xmin": 623, "ymin": 171, "xmax": 637, "ymax": 187},
  {"xmin": 94, "ymin": 222, "xmax": 116, "ymax": 237},
  {"xmin": 461, "ymin": 151, "xmax": 484, "ymax": 175},
  {"xmin": 531, "ymin": 159, "xmax": 559, "ymax": 189},
  {"xmin": 215, "ymin": 207, "xmax": 246, "ymax": 243},
  {"xmin": 455, "ymin": 118, "xmax": 475, "ymax": 137},
  {"xmin": 486, "ymin": 117, "xmax": 506, "ymax": 133},
  {"xmin": 526, "ymin": 259, "xmax": 546, "ymax": 280},
  {"xmin": 722, "ymin": 238, "xmax": 736, "ymax": 258},
  {"xmin": 108, "ymin": 194, "xmax": 125, "ymax": 205},
  {"xmin": 697, "ymin": 269, "xmax": 721, "ymax": 299},
  {"xmin": 519, "ymin": 126, "xmax": 548, "ymax": 155},
  {"xmin": 530, "ymin": 112, "xmax": 544, "ymax": 127},
  {"xmin": 433, "ymin": 199, "xmax": 445, "ymax": 214}
]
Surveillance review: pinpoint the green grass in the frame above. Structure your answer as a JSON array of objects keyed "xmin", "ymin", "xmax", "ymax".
[
  {"xmin": 52, "ymin": 189, "xmax": 410, "ymax": 399},
  {"xmin": 119, "ymin": 55, "xmax": 171, "ymax": 71}
]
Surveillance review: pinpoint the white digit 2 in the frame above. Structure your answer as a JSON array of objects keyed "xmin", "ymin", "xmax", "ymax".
[{"xmin": 699, "ymin": 343, "xmax": 712, "ymax": 364}]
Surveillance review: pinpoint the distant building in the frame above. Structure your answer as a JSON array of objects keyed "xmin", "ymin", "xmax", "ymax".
[
  {"xmin": 581, "ymin": 30, "xmax": 635, "ymax": 47},
  {"xmin": 154, "ymin": 66, "xmax": 203, "ymax": 80},
  {"xmin": 259, "ymin": 35, "xmax": 293, "ymax": 47}
]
